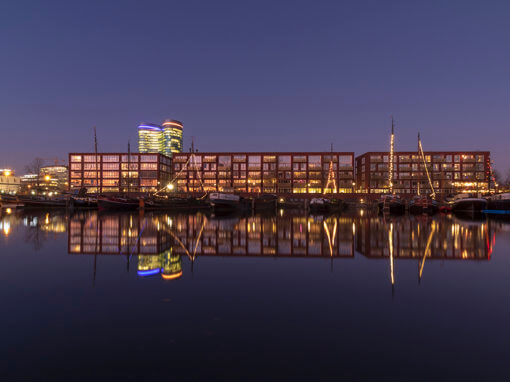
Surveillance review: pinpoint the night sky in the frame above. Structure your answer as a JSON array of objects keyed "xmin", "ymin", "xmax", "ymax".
[{"xmin": 1, "ymin": 1, "xmax": 509, "ymax": 175}]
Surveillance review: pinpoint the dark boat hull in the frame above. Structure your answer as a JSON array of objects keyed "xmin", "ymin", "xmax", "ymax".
[
  {"xmin": 21, "ymin": 199, "xmax": 67, "ymax": 208},
  {"xmin": 378, "ymin": 201, "xmax": 405, "ymax": 214},
  {"xmin": 451, "ymin": 199, "xmax": 487, "ymax": 213},
  {"xmin": 486, "ymin": 199, "xmax": 510, "ymax": 213},
  {"xmin": 97, "ymin": 197, "xmax": 139, "ymax": 210},
  {"xmin": 70, "ymin": 197, "xmax": 98, "ymax": 208},
  {"xmin": 143, "ymin": 197, "xmax": 209, "ymax": 210},
  {"xmin": 408, "ymin": 200, "xmax": 439, "ymax": 215}
]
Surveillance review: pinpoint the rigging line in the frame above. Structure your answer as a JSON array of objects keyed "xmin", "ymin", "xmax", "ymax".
[
  {"xmin": 191, "ymin": 217, "xmax": 207, "ymax": 261},
  {"xmin": 418, "ymin": 134, "xmax": 436, "ymax": 198}
]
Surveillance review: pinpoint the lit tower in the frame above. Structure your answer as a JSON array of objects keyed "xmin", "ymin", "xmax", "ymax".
[
  {"xmin": 162, "ymin": 119, "xmax": 183, "ymax": 156},
  {"xmin": 138, "ymin": 123, "xmax": 163, "ymax": 153}
]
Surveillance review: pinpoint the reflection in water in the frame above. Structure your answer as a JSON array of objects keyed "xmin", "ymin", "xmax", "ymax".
[
  {"xmin": 137, "ymin": 249, "xmax": 182, "ymax": 279},
  {"xmin": 0, "ymin": 209, "xmax": 67, "ymax": 249},
  {"xmin": 63, "ymin": 211, "xmax": 505, "ymax": 286},
  {"xmin": 355, "ymin": 215, "xmax": 493, "ymax": 261},
  {"xmin": 2, "ymin": 209, "xmax": 503, "ymax": 285}
]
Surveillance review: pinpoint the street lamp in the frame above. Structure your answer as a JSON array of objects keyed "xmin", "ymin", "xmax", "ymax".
[
  {"xmin": 166, "ymin": 183, "xmax": 175, "ymax": 191},
  {"xmin": 44, "ymin": 175, "xmax": 51, "ymax": 182}
]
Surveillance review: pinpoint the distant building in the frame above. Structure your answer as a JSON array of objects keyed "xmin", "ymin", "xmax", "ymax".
[
  {"xmin": 138, "ymin": 119, "xmax": 183, "ymax": 157},
  {"xmin": 355, "ymin": 151, "xmax": 491, "ymax": 195},
  {"xmin": 162, "ymin": 120, "xmax": 183, "ymax": 156},
  {"xmin": 0, "ymin": 169, "xmax": 21, "ymax": 194},
  {"xmin": 68, "ymin": 152, "xmax": 172, "ymax": 193},
  {"xmin": 138, "ymin": 123, "xmax": 164, "ymax": 154},
  {"xmin": 40, "ymin": 165, "xmax": 68, "ymax": 192},
  {"xmin": 171, "ymin": 152, "xmax": 355, "ymax": 194},
  {"xmin": 20, "ymin": 174, "xmax": 38, "ymax": 194}
]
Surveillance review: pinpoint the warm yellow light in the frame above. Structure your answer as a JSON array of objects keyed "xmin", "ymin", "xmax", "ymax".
[
  {"xmin": 6, "ymin": 208, "xmax": 12, "ymax": 214},
  {"xmin": 166, "ymin": 183, "xmax": 175, "ymax": 190},
  {"xmin": 4, "ymin": 170, "xmax": 11, "ymax": 176},
  {"xmin": 3, "ymin": 222, "xmax": 10, "ymax": 236},
  {"xmin": 44, "ymin": 175, "xmax": 50, "ymax": 181}
]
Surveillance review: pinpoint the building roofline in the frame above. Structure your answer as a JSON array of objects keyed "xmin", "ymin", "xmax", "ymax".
[
  {"xmin": 174, "ymin": 151, "xmax": 355, "ymax": 155},
  {"xmin": 355, "ymin": 151, "xmax": 490, "ymax": 160}
]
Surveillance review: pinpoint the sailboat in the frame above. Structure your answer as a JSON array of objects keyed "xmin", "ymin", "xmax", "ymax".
[{"xmin": 378, "ymin": 117, "xmax": 405, "ymax": 214}]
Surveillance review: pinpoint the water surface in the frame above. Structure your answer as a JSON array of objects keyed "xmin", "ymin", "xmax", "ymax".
[{"xmin": 1, "ymin": 209, "xmax": 509, "ymax": 381}]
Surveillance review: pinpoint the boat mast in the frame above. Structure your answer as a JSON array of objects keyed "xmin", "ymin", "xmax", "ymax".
[
  {"xmin": 388, "ymin": 117, "xmax": 395, "ymax": 194},
  {"xmin": 94, "ymin": 127, "xmax": 99, "ymax": 195},
  {"xmin": 417, "ymin": 133, "xmax": 420, "ymax": 196},
  {"xmin": 127, "ymin": 141, "xmax": 131, "ymax": 195}
]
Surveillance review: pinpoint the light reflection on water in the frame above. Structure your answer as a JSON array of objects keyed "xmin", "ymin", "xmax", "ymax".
[
  {"xmin": 1, "ymin": 209, "xmax": 503, "ymax": 285},
  {"xmin": 1, "ymin": 208, "xmax": 510, "ymax": 380}
]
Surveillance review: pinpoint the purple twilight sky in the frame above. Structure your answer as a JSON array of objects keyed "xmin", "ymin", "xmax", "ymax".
[{"xmin": 1, "ymin": 0, "xmax": 509, "ymax": 175}]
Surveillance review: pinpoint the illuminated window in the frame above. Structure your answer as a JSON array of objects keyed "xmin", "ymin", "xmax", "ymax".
[
  {"xmin": 140, "ymin": 163, "xmax": 157, "ymax": 170},
  {"xmin": 103, "ymin": 163, "xmax": 119, "ymax": 170},
  {"xmin": 219, "ymin": 156, "xmax": 231, "ymax": 169},
  {"xmin": 84, "ymin": 155, "xmax": 99, "ymax": 162},
  {"xmin": 103, "ymin": 171, "xmax": 119, "ymax": 179},
  {"xmin": 140, "ymin": 179, "xmax": 157, "ymax": 186},
  {"xmin": 121, "ymin": 155, "xmax": 139, "ymax": 162},
  {"xmin": 102, "ymin": 179, "xmax": 119, "ymax": 186},
  {"xmin": 103, "ymin": 155, "xmax": 119, "ymax": 162},
  {"xmin": 278, "ymin": 156, "xmax": 291, "ymax": 169},
  {"xmin": 140, "ymin": 155, "xmax": 157, "ymax": 162},
  {"xmin": 71, "ymin": 155, "xmax": 82, "ymax": 162},
  {"xmin": 121, "ymin": 163, "xmax": 138, "ymax": 170},
  {"xmin": 339, "ymin": 155, "xmax": 352, "ymax": 167}
]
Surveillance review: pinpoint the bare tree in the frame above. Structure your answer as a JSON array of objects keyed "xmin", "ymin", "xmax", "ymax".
[
  {"xmin": 505, "ymin": 169, "xmax": 510, "ymax": 190},
  {"xmin": 25, "ymin": 157, "xmax": 45, "ymax": 194}
]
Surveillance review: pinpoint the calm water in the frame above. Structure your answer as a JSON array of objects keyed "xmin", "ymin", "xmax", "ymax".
[{"xmin": 1, "ymin": 208, "xmax": 510, "ymax": 381}]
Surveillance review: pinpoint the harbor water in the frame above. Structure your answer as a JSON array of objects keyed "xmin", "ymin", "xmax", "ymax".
[{"xmin": 1, "ymin": 208, "xmax": 509, "ymax": 380}]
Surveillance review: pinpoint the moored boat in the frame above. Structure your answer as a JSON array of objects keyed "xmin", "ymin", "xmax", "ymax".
[
  {"xmin": 97, "ymin": 196, "xmax": 139, "ymax": 210},
  {"xmin": 19, "ymin": 195, "xmax": 68, "ymax": 208},
  {"xmin": 253, "ymin": 194, "xmax": 278, "ymax": 211},
  {"xmin": 450, "ymin": 194, "xmax": 487, "ymax": 213},
  {"xmin": 484, "ymin": 193, "xmax": 510, "ymax": 214},
  {"xmin": 309, "ymin": 198, "xmax": 345, "ymax": 214},
  {"xmin": 378, "ymin": 194, "xmax": 405, "ymax": 214},
  {"xmin": 0, "ymin": 194, "xmax": 24, "ymax": 209},
  {"xmin": 69, "ymin": 188, "xmax": 97, "ymax": 208},
  {"xmin": 208, "ymin": 192, "xmax": 241, "ymax": 210},
  {"xmin": 141, "ymin": 195, "xmax": 209, "ymax": 210},
  {"xmin": 408, "ymin": 196, "xmax": 439, "ymax": 215}
]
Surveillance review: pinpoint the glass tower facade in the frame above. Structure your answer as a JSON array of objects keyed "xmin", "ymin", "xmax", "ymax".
[
  {"xmin": 138, "ymin": 123, "xmax": 163, "ymax": 154},
  {"xmin": 162, "ymin": 120, "xmax": 183, "ymax": 156}
]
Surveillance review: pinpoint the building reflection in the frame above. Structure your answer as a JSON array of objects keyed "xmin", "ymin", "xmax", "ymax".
[
  {"xmin": 355, "ymin": 214, "xmax": 493, "ymax": 261},
  {"xmin": 137, "ymin": 249, "xmax": 183, "ymax": 279},
  {"xmin": 66, "ymin": 211, "xmax": 501, "ymax": 282}
]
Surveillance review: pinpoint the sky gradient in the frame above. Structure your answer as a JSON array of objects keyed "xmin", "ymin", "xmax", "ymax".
[{"xmin": 1, "ymin": 0, "xmax": 509, "ymax": 175}]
